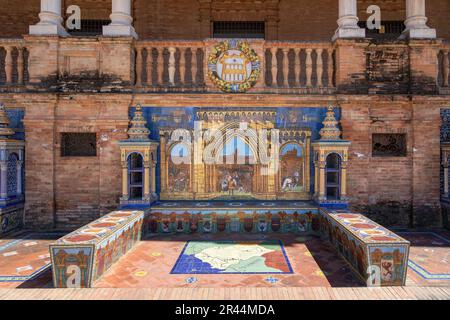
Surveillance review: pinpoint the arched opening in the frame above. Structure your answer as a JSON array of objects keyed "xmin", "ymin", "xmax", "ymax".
[
  {"xmin": 325, "ymin": 153, "xmax": 341, "ymax": 200},
  {"xmin": 128, "ymin": 152, "xmax": 144, "ymax": 200}
]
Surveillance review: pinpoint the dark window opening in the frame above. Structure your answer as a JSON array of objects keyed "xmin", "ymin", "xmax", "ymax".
[
  {"xmin": 372, "ymin": 133, "xmax": 407, "ymax": 157},
  {"xmin": 128, "ymin": 153, "xmax": 144, "ymax": 200},
  {"xmin": 213, "ymin": 21, "xmax": 265, "ymax": 39},
  {"xmin": 61, "ymin": 133, "xmax": 97, "ymax": 157},
  {"xmin": 325, "ymin": 153, "xmax": 341, "ymax": 200},
  {"xmin": 67, "ymin": 19, "xmax": 110, "ymax": 36},
  {"xmin": 358, "ymin": 21, "xmax": 405, "ymax": 39}
]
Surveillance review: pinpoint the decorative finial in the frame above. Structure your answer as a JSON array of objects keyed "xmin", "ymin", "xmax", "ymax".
[
  {"xmin": 0, "ymin": 103, "xmax": 15, "ymax": 139},
  {"xmin": 127, "ymin": 104, "xmax": 150, "ymax": 141},
  {"xmin": 319, "ymin": 104, "xmax": 342, "ymax": 140}
]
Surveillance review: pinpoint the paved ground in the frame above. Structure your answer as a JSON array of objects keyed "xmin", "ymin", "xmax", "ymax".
[
  {"xmin": 0, "ymin": 286, "xmax": 449, "ymax": 300},
  {"xmin": 0, "ymin": 229, "xmax": 448, "ymax": 299}
]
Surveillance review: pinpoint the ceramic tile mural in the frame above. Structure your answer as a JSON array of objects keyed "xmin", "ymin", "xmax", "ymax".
[
  {"xmin": 144, "ymin": 201, "xmax": 320, "ymax": 234},
  {"xmin": 133, "ymin": 106, "xmax": 337, "ymax": 199}
]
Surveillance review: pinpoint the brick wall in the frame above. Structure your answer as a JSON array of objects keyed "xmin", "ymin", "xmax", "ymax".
[
  {"xmin": 341, "ymin": 98, "xmax": 443, "ymax": 228},
  {"xmin": 0, "ymin": 0, "xmax": 449, "ymax": 40},
  {"xmin": 18, "ymin": 94, "xmax": 130, "ymax": 230}
]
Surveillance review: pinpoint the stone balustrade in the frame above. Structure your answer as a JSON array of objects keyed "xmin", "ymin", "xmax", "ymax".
[
  {"xmin": 263, "ymin": 42, "xmax": 335, "ymax": 93},
  {"xmin": 0, "ymin": 39, "xmax": 28, "ymax": 87},
  {"xmin": 134, "ymin": 40, "xmax": 335, "ymax": 94},
  {"xmin": 134, "ymin": 41, "xmax": 206, "ymax": 92}
]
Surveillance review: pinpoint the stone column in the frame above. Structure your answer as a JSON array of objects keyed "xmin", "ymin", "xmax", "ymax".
[
  {"xmin": 282, "ymin": 48, "xmax": 289, "ymax": 87},
  {"xmin": 402, "ymin": 0, "xmax": 436, "ymax": 39},
  {"xmin": 333, "ymin": 0, "xmax": 365, "ymax": 40},
  {"xmin": 29, "ymin": 0, "xmax": 68, "ymax": 36},
  {"xmin": 270, "ymin": 48, "xmax": 278, "ymax": 87},
  {"xmin": 4, "ymin": 47, "xmax": 13, "ymax": 85},
  {"xmin": 103, "ymin": 0, "xmax": 138, "ymax": 39},
  {"xmin": 316, "ymin": 49, "xmax": 324, "ymax": 87},
  {"xmin": 17, "ymin": 48, "xmax": 24, "ymax": 85}
]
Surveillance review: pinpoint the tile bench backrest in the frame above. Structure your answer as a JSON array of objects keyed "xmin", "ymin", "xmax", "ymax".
[
  {"xmin": 320, "ymin": 209, "xmax": 410, "ymax": 287},
  {"xmin": 144, "ymin": 209, "xmax": 321, "ymax": 234},
  {"xmin": 50, "ymin": 210, "xmax": 144, "ymax": 288}
]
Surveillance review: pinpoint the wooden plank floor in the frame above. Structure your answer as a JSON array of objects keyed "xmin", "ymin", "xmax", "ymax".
[{"xmin": 0, "ymin": 287, "xmax": 448, "ymax": 300}]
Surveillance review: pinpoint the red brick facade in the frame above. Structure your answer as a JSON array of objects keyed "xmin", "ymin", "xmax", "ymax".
[
  {"xmin": 1, "ymin": 0, "xmax": 450, "ymax": 40},
  {"xmin": 0, "ymin": 1, "xmax": 448, "ymax": 230}
]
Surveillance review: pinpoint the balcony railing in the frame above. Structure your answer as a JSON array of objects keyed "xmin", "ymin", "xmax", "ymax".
[
  {"xmin": 0, "ymin": 39, "xmax": 28, "ymax": 87},
  {"xmin": 134, "ymin": 40, "xmax": 336, "ymax": 94}
]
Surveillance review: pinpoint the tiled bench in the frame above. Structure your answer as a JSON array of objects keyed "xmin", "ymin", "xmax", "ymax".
[
  {"xmin": 320, "ymin": 210, "xmax": 410, "ymax": 287},
  {"xmin": 50, "ymin": 210, "xmax": 144, "ymax": 288}
]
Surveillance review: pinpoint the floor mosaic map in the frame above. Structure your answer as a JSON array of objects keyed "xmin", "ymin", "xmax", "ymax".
[{"xmin": 171, "ymin": 240, "xmax": 293, "ymax": 274}]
